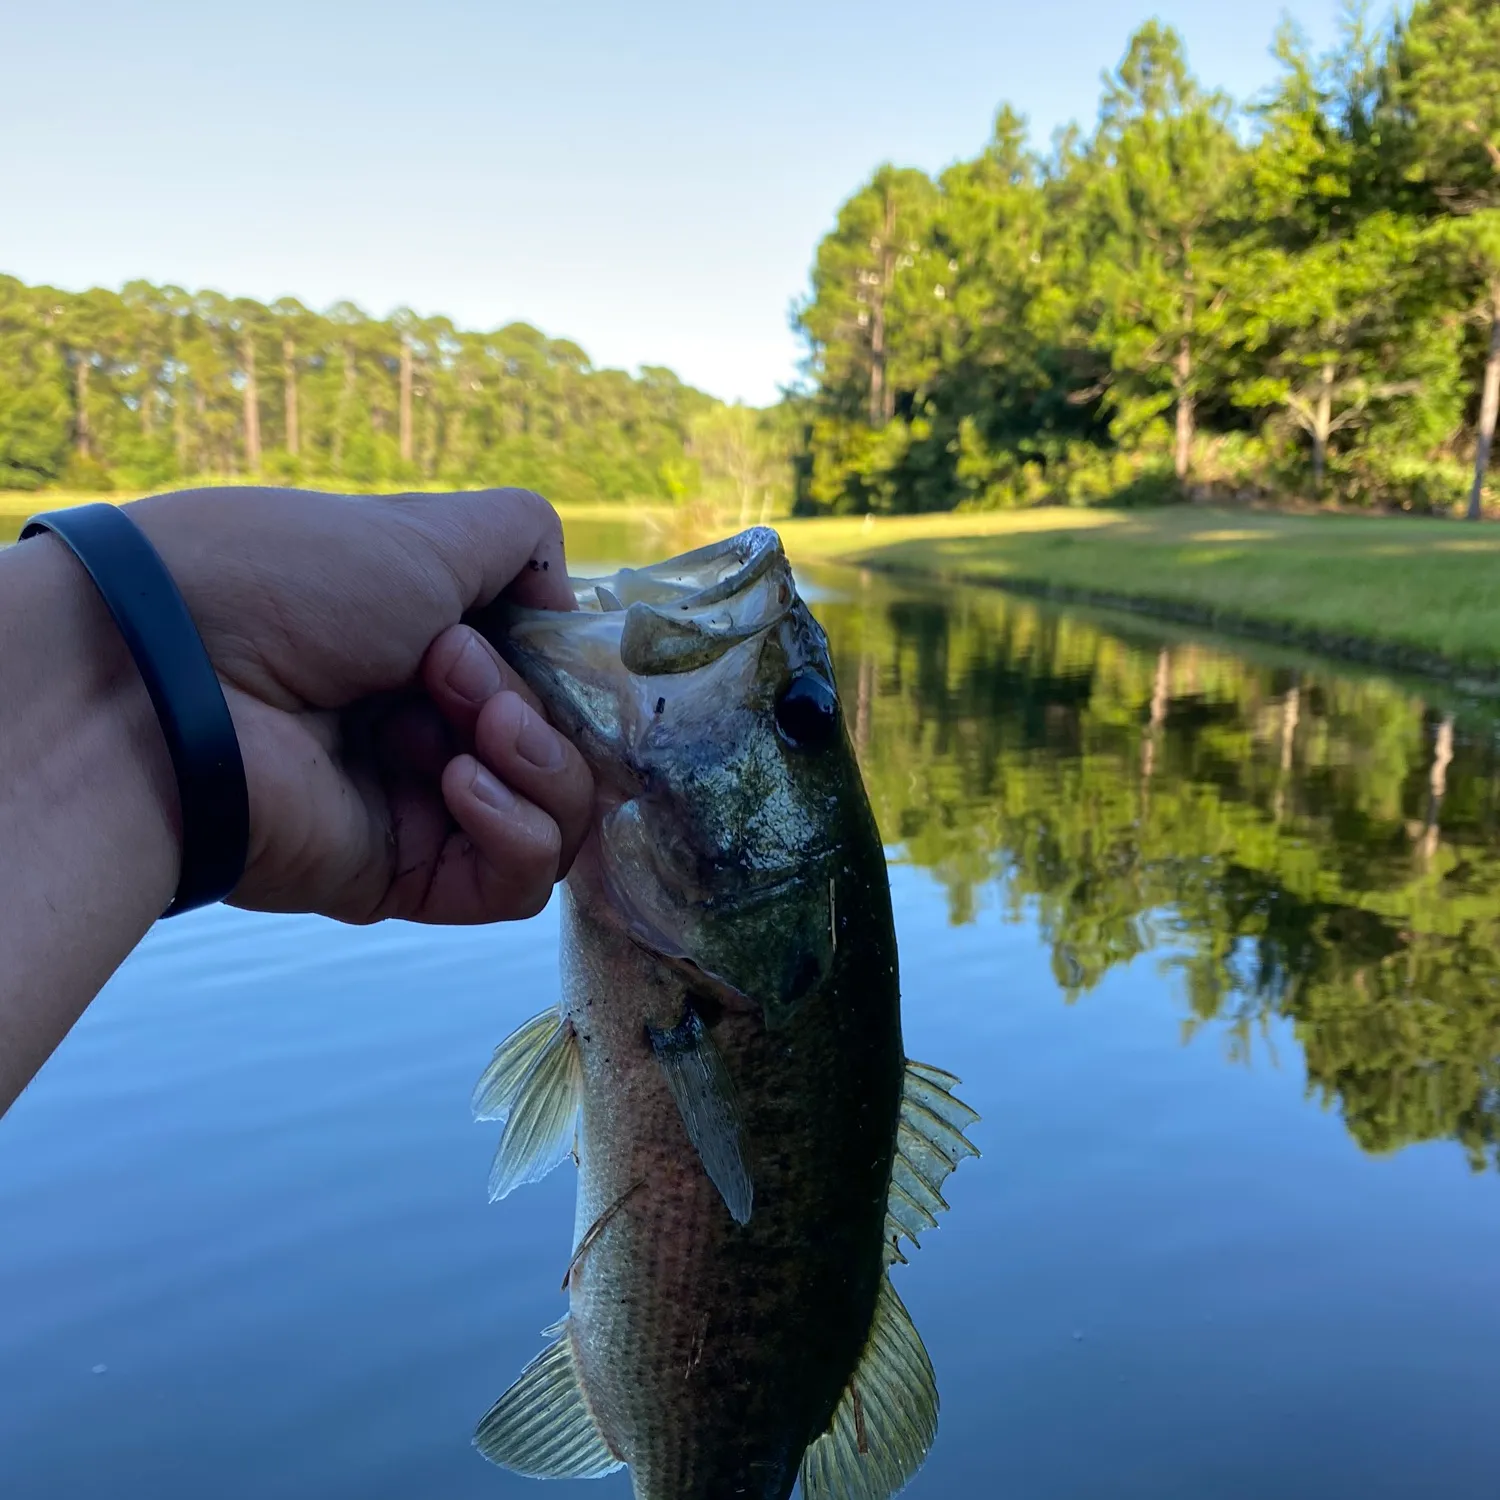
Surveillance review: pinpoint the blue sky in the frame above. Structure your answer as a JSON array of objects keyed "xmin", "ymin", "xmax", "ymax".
[{"xmin": 3, "ymin": 1, "xmax": 1350, "ymax": 404}]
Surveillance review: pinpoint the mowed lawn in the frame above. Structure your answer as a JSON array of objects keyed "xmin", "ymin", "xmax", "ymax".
[{"xmin": 778, "ymin": 506, "xmax": 1500, "ymax": 676}]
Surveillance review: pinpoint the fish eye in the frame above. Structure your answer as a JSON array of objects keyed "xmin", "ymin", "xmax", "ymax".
[{"xmin": 774, "ymin": 672, "xmax": 839, "ymax": 751}]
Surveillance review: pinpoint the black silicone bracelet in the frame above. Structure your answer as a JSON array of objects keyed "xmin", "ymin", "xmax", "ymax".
[{"xmin": 22, "ymin": 504, "xmax": 250, "ymax": 917}]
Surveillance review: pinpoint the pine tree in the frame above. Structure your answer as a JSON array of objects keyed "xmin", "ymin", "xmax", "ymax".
[
  {"xmin": 1078, "ymin": 22, "xmax": 1242, "ymax": 485},
  {"xmin": 1385, "ymin": 0, "xmax": 1500, "ymax": 516}
]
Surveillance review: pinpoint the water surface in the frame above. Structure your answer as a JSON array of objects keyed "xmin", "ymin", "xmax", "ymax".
[{"xmin": 4, "ymin": 522, "xmax": 1500, "ymax": 1498}]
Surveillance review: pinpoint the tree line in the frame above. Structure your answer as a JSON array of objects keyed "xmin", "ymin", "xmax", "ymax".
[
  {"xmin": 794, "ymin": 1, "xmax": 1500, "ymax": 517},
  {"xmin": 0, "ymin": 278, "xmax": 791, "ymax": 517}
]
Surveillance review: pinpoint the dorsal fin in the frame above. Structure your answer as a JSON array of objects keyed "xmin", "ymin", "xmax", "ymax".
[
  {"xmin": 474, "ymin": 1317, "xmax": 623, "ymax": 1479},
  {"xmin": 885, "ymin": 1059, "xmax": 979, "ymax": 1264},
  {"xmin": 480, "ymin": 1014, "xmax": 583, "ymax": 1202},
  {"xmin": 798, "ymin": 1278, "xmax": 939, "ymax": 1500}
]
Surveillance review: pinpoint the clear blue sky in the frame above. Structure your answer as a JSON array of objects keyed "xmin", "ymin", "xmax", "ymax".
[{"xmin": 2, "ymin": 1, "xmax": 1350, "ymax": 404}]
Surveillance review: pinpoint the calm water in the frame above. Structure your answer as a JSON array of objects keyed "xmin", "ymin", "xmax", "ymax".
[{"xmin": 4, "ymin": 522, "xmax": 1500, "ymax": 1498}]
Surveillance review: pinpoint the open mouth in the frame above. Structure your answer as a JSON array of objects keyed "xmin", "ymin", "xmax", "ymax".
[{"xmin": 496, "ymin": 527, "xmax": 798, "ymax": 696}]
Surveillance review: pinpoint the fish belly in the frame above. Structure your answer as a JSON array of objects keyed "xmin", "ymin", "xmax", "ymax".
[{"xmin": 558, "ymin": 886, "xmax": 902, "ymax": 1500}]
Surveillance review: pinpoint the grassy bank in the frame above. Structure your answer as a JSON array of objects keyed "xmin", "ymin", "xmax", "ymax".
[{"xmin": 776, "ymin": 507, "xmax": 1500, "ymax": 682}]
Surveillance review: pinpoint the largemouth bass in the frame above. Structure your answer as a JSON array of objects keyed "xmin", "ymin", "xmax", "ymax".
[{"xmin": 471, "ymin": 528, "xmax": 978, "ymax": 1500}]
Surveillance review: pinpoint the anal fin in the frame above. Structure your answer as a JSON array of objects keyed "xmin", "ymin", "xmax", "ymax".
[
  {"xmin": 647, "ymin": 1008, "xmax": 754, "ymax": 1225},
  {"xmin": 474, "ymin": 1317, "xmax": 623, "ymax": 1479},
  {"xmin": 799, "ymin": 1278, "xmax": 938, "ymax": 1500}
]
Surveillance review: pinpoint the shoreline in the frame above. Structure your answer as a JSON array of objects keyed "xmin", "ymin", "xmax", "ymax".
[
  {"xmin": 775, "ymin": 507, "xmax": 1500, "ymax": 690},
  {"xmin": 849, "ymin": 556, "xmax": 1500, "ymax": 694}
]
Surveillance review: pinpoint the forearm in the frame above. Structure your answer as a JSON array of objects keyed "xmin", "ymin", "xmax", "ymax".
[{"xmin": 0, "ymin": 534, "xmax": 179, "ymax": 1115}]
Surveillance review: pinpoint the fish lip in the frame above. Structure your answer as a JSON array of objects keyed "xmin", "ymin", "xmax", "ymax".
[
  {"xmin": 606, "ymin": 526, "xmax": 785, "ymax": 611},
  {"xmin": 504, "ymin": 525, "xmax": 793, "ymax": 648}
]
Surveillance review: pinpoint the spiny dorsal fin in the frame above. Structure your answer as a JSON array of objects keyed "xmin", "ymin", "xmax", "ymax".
[
  {"xmin": 885, "ymin": 1059, "xmax": 979, "ymax": 1265},
  {"xmin": 647, "ymin": 1008, "xmax": 754, "ymax": 1225},
  {"xmin": 486, "ymin": 1016, "xmax": 583, "ymax": 1202},
  {"xmin": 799, "ymin": 1278, "xmax": 938, "ymax": 1500},
  {"xmin": 474, "ymin": 1317, "xmax": 623, "ymax": 1479},
  {"xmin": 472, "ymin": 1006, "xmax": 564, "ymax": 1123}
]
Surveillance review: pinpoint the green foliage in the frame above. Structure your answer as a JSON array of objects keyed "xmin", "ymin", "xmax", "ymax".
[
  {"xmin": 1386, "ymin": 0, "xmax": 1500, "ymax": 214},
  {"xmin": 0, "ymin": 278, "xmax": 764, "ymax": 505},
  {"xmin": 1326, "ymin": 449, "xmax": 1473, "ymax": 512},
  {"xmin": 687, "ymin": 403, "xmax": 793, "ymax": 524},
  {"xmin": 1225, "ymin": 214, "xmax": 1463, "ymax": 485},
  {"xmin": 1078, "ymin": 22, "xmax": 1241, "ymax": 469},
  {"xmin": 0, "ymin": 278, "xmax": 69, "ymax": 490},
  {"xmin": 795, "ymin": 13, "xmax": 1500, "ymax": 516}
]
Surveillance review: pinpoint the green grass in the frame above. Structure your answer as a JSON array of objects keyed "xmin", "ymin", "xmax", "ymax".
[
  {"xmin": 776, "ymin": 506, "xmax": 1500, "ymax": 678},
  {"xmin": 0, "ymin": 489, "xmax": 680, "ymax": 543},
  {"xmin": 0, "ymin": 489, "xmax": 131, "ymax": 538}
]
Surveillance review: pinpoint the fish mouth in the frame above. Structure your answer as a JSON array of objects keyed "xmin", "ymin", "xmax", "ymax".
[
  {"xmin": 585, "ymin": 526, "xmax": 788, "ymax": 614},
  {"xmin": 500, "ymin": 526, "xmax": 795, "ymax": 678},
  {"xmin": 483, "ymin": 527, "xmax": 801, "ymax": 787}
]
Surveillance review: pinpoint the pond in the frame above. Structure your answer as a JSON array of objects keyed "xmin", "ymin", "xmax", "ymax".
[{"xmin": 3, "ymin": 518, "xmax": 1500, "ymax": 1499}]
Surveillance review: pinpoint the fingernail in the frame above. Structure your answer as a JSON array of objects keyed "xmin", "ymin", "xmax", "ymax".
[
  {"xmin": 446, "ymin": 633, "xmax": 501, "ymax": 704},
  {"xmin": 470, "ymin": 763, "xmax": 515, "ymax": 812},
  {"xmin": 514, "ymin": 701, "xmax": 567, "ymax": 770}
]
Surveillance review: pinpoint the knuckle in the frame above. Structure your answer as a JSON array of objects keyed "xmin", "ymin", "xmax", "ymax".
[
  {"xmin": 514, "ymin": 882, "xmax": 552, "ymax": 920},
  {"xmin": 491, "ymin": 855, "xmax": 554, "ymax": 920}
]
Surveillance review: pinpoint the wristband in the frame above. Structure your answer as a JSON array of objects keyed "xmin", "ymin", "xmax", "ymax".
[{"xmin": 22, "ymin": 503, "xmax": 250, "ymax": 917}]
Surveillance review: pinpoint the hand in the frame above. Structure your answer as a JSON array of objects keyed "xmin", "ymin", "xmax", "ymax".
[{"xmin": 124, "ymin": 486, "xmax": 594, "ymax": 925}]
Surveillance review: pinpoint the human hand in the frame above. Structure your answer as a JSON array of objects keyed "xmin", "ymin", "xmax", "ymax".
[{"xmin": 120, "ymin": 486, "xmax": 594, "ymax": 925}]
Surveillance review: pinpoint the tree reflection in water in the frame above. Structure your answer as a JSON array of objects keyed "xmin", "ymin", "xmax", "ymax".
[{"xmin": 813, "ymin": 568, "xmax": 1500, "ymax": 1170}]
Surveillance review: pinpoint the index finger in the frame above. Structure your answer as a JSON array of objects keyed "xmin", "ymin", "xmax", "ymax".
[{"xmin": 393, "ymin": 487, "xmax": 576, "ymax": 615}]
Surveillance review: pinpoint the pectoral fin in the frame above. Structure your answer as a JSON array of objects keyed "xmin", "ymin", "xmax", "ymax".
[
  {"xmin": 485, "ymin": 1016, "xmax": 583, "ymax": 1202},
  {"xmin": 885, "ymin": 1059, "xmax": 979, "ymax": 1265},
  {"xmin": 647, "ymin": 1009, "xmax": 754, "ymax": 1226},
  {"xmin": 474, "ymin": 1317, "xmax": 623, "ymax": 1479},
  {"xmin": 799, "ymin": 1278, "xmax": 939, "ymax": 1500},
  {"xmin": 471, "ymin": 1006, "xmax": 564, "ymax": 1123}
]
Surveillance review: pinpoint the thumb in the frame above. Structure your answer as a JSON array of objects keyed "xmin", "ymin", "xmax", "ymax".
[{"xmin": 390, "ymin": 487, "xmax": 576, "ymax": 615}]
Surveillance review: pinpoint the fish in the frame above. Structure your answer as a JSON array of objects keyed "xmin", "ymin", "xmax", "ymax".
[{"xmin": 469, "ymin": 527, "xmax": 979, "ymax": 1500}]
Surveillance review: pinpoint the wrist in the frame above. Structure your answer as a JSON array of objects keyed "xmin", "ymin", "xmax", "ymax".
[{"xmin": 0, "ymin": 533, "xmax": 180, "ymax": 917}]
